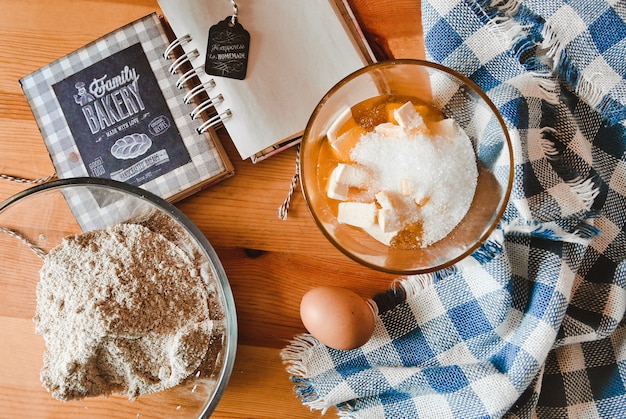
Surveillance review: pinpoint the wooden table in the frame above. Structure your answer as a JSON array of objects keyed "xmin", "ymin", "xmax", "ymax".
[{"xmin": 0, "ymin": 1, "xmax": 423, "ymax": 417}]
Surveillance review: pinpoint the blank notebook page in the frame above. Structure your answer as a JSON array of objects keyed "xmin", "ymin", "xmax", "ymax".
[{"xmin": 158, "ymin": 0, "xmax": 369, "ymax": 160}]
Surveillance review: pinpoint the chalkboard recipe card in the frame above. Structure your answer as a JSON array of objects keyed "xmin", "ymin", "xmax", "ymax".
[{"xmin": 52, "ymin": 43, "xmax": 191, "ymax": 187}]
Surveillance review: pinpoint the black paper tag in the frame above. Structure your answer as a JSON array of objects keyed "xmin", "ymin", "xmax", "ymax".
[{"xmin": 205, "ymin": 17, "xmax": 250, "ymax": 80}]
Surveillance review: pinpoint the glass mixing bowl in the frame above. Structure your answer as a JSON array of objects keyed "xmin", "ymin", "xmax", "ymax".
[
  {"xmin": 300, "ymin": 59, "xmax": 514, "ymax": 275},
  {"xmin": 0, "ymin": 177, "xmax": 236, "ymax": 418}
]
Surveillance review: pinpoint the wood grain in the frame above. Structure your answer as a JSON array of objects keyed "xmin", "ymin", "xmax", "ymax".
[{"xmin": 0, "ymin": 0, "xmax": 423, "ymax": 417}]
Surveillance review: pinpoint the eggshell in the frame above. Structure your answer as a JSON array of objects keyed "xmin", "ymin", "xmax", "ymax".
[{"xmin": 300, "ymin": 286, "xmax": 375, "ymax": 350}]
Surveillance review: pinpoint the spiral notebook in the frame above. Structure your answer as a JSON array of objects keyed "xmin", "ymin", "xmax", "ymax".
[
  {"xmin": 157, "ymin": 0, "xmax": 375, "ymax": 162},
  {"xmin": 19, "ymin": 13, "xmax": 234, "ymax": 205}
]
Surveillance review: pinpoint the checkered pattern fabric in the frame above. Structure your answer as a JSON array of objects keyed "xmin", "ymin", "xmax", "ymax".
[
  {"xmin": 19, "ymin": 13, "xmax": 229, "ymax": 229},
  {"xmin": 282, "ymin": 1, "xmax": 626, "ymax": 417}
]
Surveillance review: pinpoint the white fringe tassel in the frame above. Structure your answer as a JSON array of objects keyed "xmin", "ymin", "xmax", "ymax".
[
  {"xmin": 502, "ymin": 218, "xmax": 592, "ymax": 244},
  {"xmin": 397, "ymin": 274, "xmax": 436, "ymax": 299},
  {"xmin": 539, "ymin": 129, "xmax": 599, "ymax": 212},
  {"xmin": 281, "ymin": 334, "xmax": 319, "ymax": 377},
  {"xmin": 541, "ymin": 20, "xmax": 605, "ymax": 110}
]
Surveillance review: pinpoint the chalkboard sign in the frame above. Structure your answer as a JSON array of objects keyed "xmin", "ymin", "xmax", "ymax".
[
  {"xmin": 205, "ymin": 17, "xmax": 250, "ymax": 80},
  {"xmin": 52, "ymin": 43, "xmax": 191, "ymax": 187}
]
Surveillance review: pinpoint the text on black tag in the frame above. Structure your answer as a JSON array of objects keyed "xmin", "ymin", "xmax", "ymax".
[{"xmin": 205, "ymin": 17, "xmax": 250, "ymax": 80}]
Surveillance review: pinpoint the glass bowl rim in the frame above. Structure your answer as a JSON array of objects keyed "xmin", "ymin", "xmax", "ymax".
[
  {"xmin": 300, "ymin": 58, "xmax": 515, "ymax": 275},
  {"xmin": 0, "ymin": 176, "xmax": 237, "ymax": 417}
]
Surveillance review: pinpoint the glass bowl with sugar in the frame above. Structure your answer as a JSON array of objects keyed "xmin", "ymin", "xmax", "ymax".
[
  {"xmin": 0, "ymin": 177, "xmax": 236, "ymax": 418},
  {"xmin": 300, "ymin": 59, "xmax": 514, "ymax": 275}
]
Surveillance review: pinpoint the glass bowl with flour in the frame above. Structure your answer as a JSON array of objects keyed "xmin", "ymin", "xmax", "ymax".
[
  {"xmin": 300, "ymin": 60, "xmax": 514, "ymax": 274},
  {"xmin": 0, "ymin": 177, "xmax": 236, "ymax": 417}
]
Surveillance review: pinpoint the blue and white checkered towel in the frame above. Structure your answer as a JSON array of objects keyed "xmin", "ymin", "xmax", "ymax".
[{"xmin": 282, "ymin": 0, "xmax": 626, "ymax": 417}]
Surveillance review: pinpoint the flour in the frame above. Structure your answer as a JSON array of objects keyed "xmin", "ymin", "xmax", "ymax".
[{"xmin": 34, "ymin": 220, "xmax": 217, "ymax": 401}]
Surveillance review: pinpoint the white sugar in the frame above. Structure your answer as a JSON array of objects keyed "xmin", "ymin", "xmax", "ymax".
[{"xmin": 349, "ymin": 118, "xmax": 477, "ymax": 247}]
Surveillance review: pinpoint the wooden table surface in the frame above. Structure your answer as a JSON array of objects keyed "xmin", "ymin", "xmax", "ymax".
[{"xmin": 0, "ymin": 0, "xmax": 424, "ymax": 417}]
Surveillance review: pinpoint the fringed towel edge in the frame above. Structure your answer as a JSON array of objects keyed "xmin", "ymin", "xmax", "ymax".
[
  {"xmin": 370, "ymin": 274, "xmax": 437, "ymax": 314},
  {"xmin": 539, "ymin": 127, "xmax": 601, "ymax": 216},
  {"xmin": 476, "ymin": 0, "xmax": 601, "ymax": 230},
  {"xmin": 502, "ymin": 217, "xmax": 600, "ymax": 244},
  {"xmin": 281, "ymin": 334, "xmax": 336, "ymax": 414},
  {"xmin": 541, "ymin": 14, "xmax": 626, "ymax": 126}
]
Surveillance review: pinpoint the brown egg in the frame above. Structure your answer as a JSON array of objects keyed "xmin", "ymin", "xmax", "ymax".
[{"xmin": 299, "ymin": 286, "xmax": 375, "ymax": 350}]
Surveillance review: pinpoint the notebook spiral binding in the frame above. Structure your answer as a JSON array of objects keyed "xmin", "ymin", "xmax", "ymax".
[
  {"xmin": 163, "ymin": 34, "xmax": 191, "ymax": 59},
  {"xmin": 164, "ymin": 34, "xmax": 232, "ymax": 132},
  {"xmin": 168, "ymin": 49, "xmax": 199, "ymax": 74}
]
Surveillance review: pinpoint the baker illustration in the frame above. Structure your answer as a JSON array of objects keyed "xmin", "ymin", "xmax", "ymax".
[{"xmin": 73, "ymin": 81, "xmax": 94, "ymax": 105}]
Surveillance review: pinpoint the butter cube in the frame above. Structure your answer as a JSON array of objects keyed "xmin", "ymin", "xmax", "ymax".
[
  {"xmin": 375, "ymin": 190, "xmax": 395, "ymax": 209},
  {"xmin": 374, "ymin": 122, "xmax": 404, "ymax": 137},
  {"xmin": 327, "ymin": 164, "xmax": 370, "ymax": 200},
  {"xmin": 327, "ymin": 176, "xmax": 349, "ymax": 200},
  {"xmin": 337, "ymin": 202, "xmax": 377, "ymax": 230},
  {"xmin": 330, "ymin": 127, "xmax": 360, "ymax": 160},
  {"xmin": 430, "ymin": 118, "xmax": 457, "ymax": 138},
  {"xmin": 327, "ymin": 108, "xmax": 366, "ymax": 161},
  {"xmin": 336, "ymin": 163, "xmax": 369, "ymax": 187},
  {"xmin": 365, "ymin": 223, "xmax": 398, "ymax": 246},
  {"xmin": 326, "ymin": 106, "xmax": 353, "ymax": 144},
  {"xmin": 400, "ymin": 178, "xmax": 412, "ymax": 196},
  {"xmin": 375, "ymin": 191, "xmax": 402, "ymax": 232},
  {"xmin": 378, "ymin": 208, "xmax": 402, "ymax": 233},
  {"xmin": 394, "ymin": 101, "xmax": 425, "ymax": 131},
  {"xmin": 338, "ymin": 199, "xmax": 399, "ymax": 246}
]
